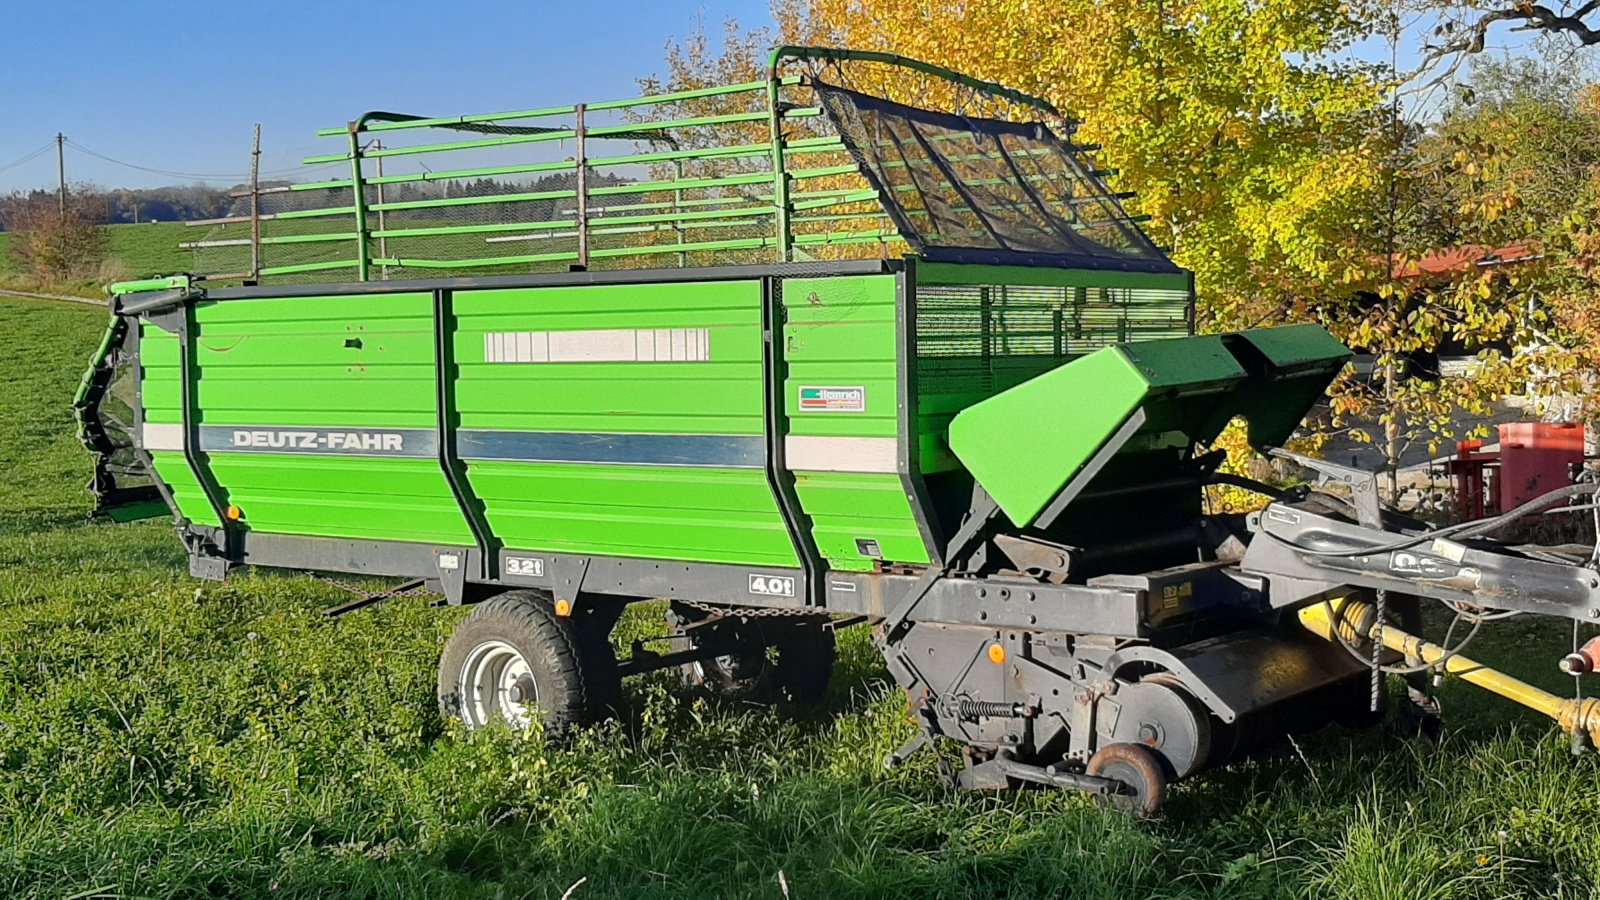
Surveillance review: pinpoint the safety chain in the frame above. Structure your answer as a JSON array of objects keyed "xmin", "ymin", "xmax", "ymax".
[
  {"xmin": 676, "ymin": 597, "xmax": 832, "ymax": 619},
  {"xmin": 1371, "ymin": 588, "xmax": 1387, "ymax": 713},
  {"xmin": 313, "ymin": 572, "xmax": 437, "ymax": 602}
]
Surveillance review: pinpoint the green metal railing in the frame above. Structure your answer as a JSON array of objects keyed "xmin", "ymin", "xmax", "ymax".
[{"xmin": 194, "ymin": 47, "xmax": 1088, "ymax": 283}]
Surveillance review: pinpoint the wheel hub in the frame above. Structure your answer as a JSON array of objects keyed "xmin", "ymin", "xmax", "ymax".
[
  {"xmin": 1103, "ymin": 679, "xmax": 1213, "ymax": 779},
  {"xmin": 458, "ymin": 639, "xmax": 537, "ymax": 729}
]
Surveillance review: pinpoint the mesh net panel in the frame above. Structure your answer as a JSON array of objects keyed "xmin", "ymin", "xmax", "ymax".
[
  {"xmin": 78, "ymin": 319, "xmax": 162, "ymax": 516},
  {"xmin": 812, "ymin": 82, "xmax": 1177, "ymax": 272},
  {"xmin": 914, "ymin": 281, "xmax": 1192, "ymax": 428},
  {"xmin": 177, "ymin": 51, "xmax": 1182, "ymax": 286}
]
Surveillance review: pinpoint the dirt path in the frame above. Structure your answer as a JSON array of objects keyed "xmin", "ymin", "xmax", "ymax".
[{"xmin": 0, "ymin": 288, "xmax": 104, "ymax": 307}]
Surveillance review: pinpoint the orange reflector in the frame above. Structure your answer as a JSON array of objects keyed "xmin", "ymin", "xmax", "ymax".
[
  {"xmin": 225, "ymin": 505, "xmax": 243, "ymax": 521},
  {"xmin": 554, "ymin": 598, "xmax": 572, "ymax": 617},
  {"xmin": 987, "ymin": 643, "xmax": 1006, "ymax": 664}
]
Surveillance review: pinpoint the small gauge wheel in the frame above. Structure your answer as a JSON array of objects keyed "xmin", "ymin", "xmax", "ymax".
[{"xmin": 1086, "ymin": 742, "xmax": 1168, "ymax": 819}]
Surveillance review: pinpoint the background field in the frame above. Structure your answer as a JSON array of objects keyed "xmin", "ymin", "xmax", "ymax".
[
  {"xmin": 0, "ymin": 222, "xmax": 195, "ymax": 296},
  {"xmin": 3, "ymin": 292, "xmax": 1600, "ymax": 898}
]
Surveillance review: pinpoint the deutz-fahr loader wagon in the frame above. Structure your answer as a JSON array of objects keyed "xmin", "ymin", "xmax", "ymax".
[{"xmin": 78, "ymin": 48, "xmax": 1600, "ymax": 816}]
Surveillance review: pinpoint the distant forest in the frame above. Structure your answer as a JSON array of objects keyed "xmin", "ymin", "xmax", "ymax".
[
  {"xmin": 0, "ymin": 184, "xmax": 234, "ymax": 228},
  {"xmin": 0, "ymin": 171, "xmax": 640, "ymax": 231}
]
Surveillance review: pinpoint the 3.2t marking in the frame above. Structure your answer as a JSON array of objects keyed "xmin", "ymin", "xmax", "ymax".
[{"xmin": 505, "ymin": 556, "xmax": 545, "ymax": 578}]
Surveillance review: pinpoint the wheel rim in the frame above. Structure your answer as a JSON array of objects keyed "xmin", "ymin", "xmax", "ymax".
[
  {"xmin": 1096, "ymin": 760, "xmax": 1149, "ymax": 813},
  {"xmin": 688, "ymin": 649, "xmax": 769, "ymax": 697},
  {"xmin": 458, "ymin": 639, "xmax": 535, "ymax": 729},
  {"xmin": 1086, "ymin": 742, "xmax": 1168, "ymax": 819}
]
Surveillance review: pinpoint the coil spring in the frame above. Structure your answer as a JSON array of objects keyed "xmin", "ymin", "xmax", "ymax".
[{"xmin": 957, "ymin": 699, "xmax": 1022, "ymax": 720}]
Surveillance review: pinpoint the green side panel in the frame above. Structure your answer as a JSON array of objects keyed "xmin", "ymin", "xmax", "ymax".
[
  {"xmin": 452, "ymin": 281, "xmax": 798, "ymax": 567},
  {"xmin": 911, "ymin": 262, "xmax": 1195, "ymax": 477},
  {"xmin": 206, "ymin": 456, "xmax": 471, "ymax": 544},
  {"xmin": 148, "ymin": 450, "xmax": 221, "ymax": 528},
  {"xmin": 782, "ymin": 274, "xmax": 930, "ymax": 571},
  {"xmin": 792, "ymin": 471, "xmax": 927, "ymax": 569},
  {"xmin": 466, "ymin": 461, "xmax": 797, "ymax": 566},
  {"xmin": 947, "ymin": 325, "xmax": 1349, "ymax": 528},
  {"xmin": 192, "ymin": 293, "xmax": 473, "ymax": 545},
  {"xmin": 138, "ymin": 325, "xmax": 220, "ymax": 527}
]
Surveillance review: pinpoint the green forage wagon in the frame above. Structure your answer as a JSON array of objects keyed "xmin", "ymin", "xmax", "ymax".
[{"xmin": 93, "ymin": 46, "xmax": 1547, "ymax": 819}]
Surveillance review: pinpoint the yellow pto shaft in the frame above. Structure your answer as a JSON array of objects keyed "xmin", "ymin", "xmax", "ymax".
[{"xmin": 1298, "ymin": 597, "xmax": 1600, "ymax": 744}]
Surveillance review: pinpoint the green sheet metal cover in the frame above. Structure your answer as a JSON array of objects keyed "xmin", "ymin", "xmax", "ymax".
[{"xmin": 946, "ymin": 324, "xmax": 1349, "ymax": 527}]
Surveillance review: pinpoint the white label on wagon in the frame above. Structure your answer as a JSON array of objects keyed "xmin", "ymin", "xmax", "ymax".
[
  {"xmin": 749, "ymin": 574, "xmax": 795, "ymax": 597},
  {"xmin": 505, "ymin": 556, "xmax": 545, "ymax": 577}
]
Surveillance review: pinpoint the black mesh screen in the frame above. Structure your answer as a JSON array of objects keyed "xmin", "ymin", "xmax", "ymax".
[
  {"xmin": 812, "ymin": 81, "xmax": 1180, "ymax": 273},
  {"xmin": 76, "ymin": 318, "xmax": 165, "ymax": 519}
]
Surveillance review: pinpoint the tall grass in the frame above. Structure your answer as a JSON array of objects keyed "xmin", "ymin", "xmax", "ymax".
[{"xmin": 1, "ymin": 293, "xmax": 1597, "ymax": 898}]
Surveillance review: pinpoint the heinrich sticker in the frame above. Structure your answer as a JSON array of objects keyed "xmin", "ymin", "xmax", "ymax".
[
  {"xmin": 798, "ymin": 385, "xmax": 866, "ymax": 413},
  {"xmin": 749, "ymin": 574, "xmax": 795, "ymax": 597}
]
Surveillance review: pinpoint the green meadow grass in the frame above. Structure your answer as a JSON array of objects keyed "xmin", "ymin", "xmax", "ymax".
[
  {"xmin": 0, "ymin": 222, "xmax": 196, "ymax": 297},
  {"xmin": 2, "ymin": 293, "xmax": 1599, "ymax": 898}
]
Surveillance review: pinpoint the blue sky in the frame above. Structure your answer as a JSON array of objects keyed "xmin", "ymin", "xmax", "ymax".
[
  {"xmin": 0, "ymin": 2, "xmax": 1559, "ymax": 195},
  {"xmin": 0, "ymin": 0, "xmax": 774, "ymax": 192}
]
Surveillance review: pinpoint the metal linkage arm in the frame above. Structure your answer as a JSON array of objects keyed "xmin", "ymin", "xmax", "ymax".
[
  {"xmin": 1268, "ymin": 449, "xmax": 1383, "ymax": 528},
  {"xmin": 1243, "ymin": 499, "xmax": 1600, "ymax": 622}
]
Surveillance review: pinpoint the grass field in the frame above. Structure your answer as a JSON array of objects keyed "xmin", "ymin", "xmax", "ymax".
[
  {"xmin": 4, "ymin": 293, "xmax": 1600, "ymax": 898},
  {"xmin": 0, "ymin": 222, "xmax": 196, "ymax": 297}
]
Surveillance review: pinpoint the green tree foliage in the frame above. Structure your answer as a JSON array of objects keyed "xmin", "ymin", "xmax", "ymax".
[
  {"xmin": 0, "ymin": 188, "xmax": 110, "ymax": 280},
  {"xmin": 643, "ymin": 6, "xmax": 1600, "ymax": 488}
]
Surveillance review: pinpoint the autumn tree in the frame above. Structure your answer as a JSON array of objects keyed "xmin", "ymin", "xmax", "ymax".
[
  {"xmin": 1421, "ymin": 1, "xmax": 1600, "ymax": 70},
  {"xmin": 0, "ymin": 188, "xmax": 110, "ymax": 281},
  {"xmin": 760, "ymin": 0, "xmax": 1393, "ymax": 333},
  {"xmin": 1442, "ymin": 61, "xmax": 1600, "ymax": 427},
  {"xmin": 643, "ymin": 2, "xmax": 1600, "ymax": 494}
]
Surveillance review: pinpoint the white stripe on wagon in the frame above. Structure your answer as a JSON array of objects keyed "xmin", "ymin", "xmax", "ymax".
[
  {"xmin": 784, "ymin": 435, "xmax": 899, "ymax": 474},
  {"xmin": 483, "ymin": 328, "xmax": 710, "ymax": 363},
  {"xmin": 140, "ymin": 422, "xmax": 185, "ymax": 451}
]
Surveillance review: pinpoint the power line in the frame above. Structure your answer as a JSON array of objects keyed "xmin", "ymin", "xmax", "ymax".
[
  {"xmin": 63, "ymin": 139, "xmax": 342, "ymax": 182},
  {"xmin": 0, "ymin": 141, "xmax": 55, "ymax": 176}
]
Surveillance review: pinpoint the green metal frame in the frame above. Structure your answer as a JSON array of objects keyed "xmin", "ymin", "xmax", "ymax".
[{"xmin": 208, "ymin": 46, "xmax": 1130, "ymax": 283}]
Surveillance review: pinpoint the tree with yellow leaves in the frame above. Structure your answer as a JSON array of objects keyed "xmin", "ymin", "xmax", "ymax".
[{"xmin": 643, "ymin": 1, "xmax": 1576, "ymax": 497}]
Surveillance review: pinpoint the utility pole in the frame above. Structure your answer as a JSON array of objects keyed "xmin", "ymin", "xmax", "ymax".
[
  {"xmin": 249, "ymin": 123, "xmax": 262, "ymax": 281},
  {"xmin": 55, "ymin": 132, "xmax": 66, "ymax": 217}
]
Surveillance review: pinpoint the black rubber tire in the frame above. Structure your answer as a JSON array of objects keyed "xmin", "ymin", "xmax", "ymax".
[
  {"xmin": 668, "ymin": 607, "xmax": 836, "ymax": 706},
  {"xmin": 768, "ymin": 619, "xmax": 836, "ymax": 706},
  {"xmin": 670, "ymin": 605, "xmax": 770, "ymax": 700},
  {"xmin": 1086, "ymin": 742, "xmax": 1168, "ymax": 819},
  {"xmin": 437, "ymin": 590, "xmax": 619, "ymax": 734}
]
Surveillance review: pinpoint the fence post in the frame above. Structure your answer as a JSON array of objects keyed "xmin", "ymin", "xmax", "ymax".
[
  {"xmin": 574, "ymin": 103, "xmax": 589, "ymax": 270},
  {"xmin": 348, "ymin": 121, "xmax": 371, "ymax": 282},
  {"xmin": 249, "ymin": 123, "xmax": 261, "ymax": 281}
]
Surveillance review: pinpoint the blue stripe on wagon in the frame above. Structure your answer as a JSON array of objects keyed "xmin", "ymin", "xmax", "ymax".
[{"xmin": 456, "ymin": 430, "xmax": 766, "ymax": 468}]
